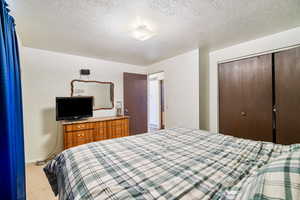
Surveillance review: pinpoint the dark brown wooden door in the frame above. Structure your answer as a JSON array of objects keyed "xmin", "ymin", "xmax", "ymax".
[
  {"xmin": 219, "ymin": 54, "xmax": 273, "ymax": 142},
  {"xmin": 275, "ymin": 47, "xmax": 300, "ymax": 144},
  {"xmin": 124, "ymin": 73, "xmax": 148, "ymax": 135}
]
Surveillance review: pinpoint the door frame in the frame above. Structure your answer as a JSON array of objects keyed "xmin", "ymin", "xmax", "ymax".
[
  {"xmin": 147, "ymin": 71, "xmax": 165, "ymax": 131},
  {"xmin": 159, "ymin": 80, "xmax": 165, "ymax": 129}
]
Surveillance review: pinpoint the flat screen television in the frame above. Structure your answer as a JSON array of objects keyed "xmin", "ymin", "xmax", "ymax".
[{"xmin": 56, "ymin": 97, "xmax": 93, "ymax": 121}]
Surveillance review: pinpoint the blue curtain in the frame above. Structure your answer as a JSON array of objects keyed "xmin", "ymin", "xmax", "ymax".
[{"xmin": 0, "ymin": 0, "xmax": 26, "ymax": 199}]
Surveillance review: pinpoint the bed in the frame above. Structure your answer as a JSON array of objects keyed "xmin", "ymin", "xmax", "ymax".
[{"xmin": 44, "ymin": 128, "xmax": 300, "ymax": 200}]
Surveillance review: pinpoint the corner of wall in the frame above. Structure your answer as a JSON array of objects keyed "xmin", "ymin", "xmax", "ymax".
[
  {"xmin": 199, "ymin": 47, "xmax": 210, "ymax": 131},
  {"xmin": 145, "ymin": 49, "xmax": 200, "ymax": 129}
]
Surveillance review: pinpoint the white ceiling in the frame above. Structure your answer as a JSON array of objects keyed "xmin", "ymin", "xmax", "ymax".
[{"xmin": 10, "ymin": 0, "xmax": 300, "ymax": 66}]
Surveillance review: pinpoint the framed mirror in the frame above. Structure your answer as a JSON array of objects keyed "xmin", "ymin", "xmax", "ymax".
[{"xmin": 71, "ymin": 80, "xmax": 114, "ymax": 110}]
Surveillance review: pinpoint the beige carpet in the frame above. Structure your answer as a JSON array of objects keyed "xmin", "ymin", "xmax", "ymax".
[{"xmin": 26, "ymin": 163, "xmax": 57, "ymax": 200}]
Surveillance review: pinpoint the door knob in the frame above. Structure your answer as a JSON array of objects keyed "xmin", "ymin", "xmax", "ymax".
[
  {"xmin": 124, "ymin": 108, "xmax": 128, "ymax": 114},
  {"xmin": 241, "ymin": 111, "xmax": 246, "ymax": 116}
]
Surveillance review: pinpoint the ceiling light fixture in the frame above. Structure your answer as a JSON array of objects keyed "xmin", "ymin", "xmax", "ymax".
[{"xmin": 131, "ymin": 25, "xmax": 156, "ymax": 41}]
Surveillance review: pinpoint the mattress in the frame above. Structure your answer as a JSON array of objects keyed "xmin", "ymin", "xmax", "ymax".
[{"xmin": 44, "ymin": 128, "xmax": 300, "ymax": 200}]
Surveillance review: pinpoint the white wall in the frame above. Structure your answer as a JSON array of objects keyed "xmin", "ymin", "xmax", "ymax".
[
  {"xmin": 209, "ymin": 27, "xmax": 300, "ymax": 133},
  {"xmin": 199, "ymin": 48, "xmax": 209, "ymax": 131},
  {"xmin": 147, "ymin": 50, "xmax": 199, "ymax": 129},
  {"xmin": 21, "ymin": 47, "xmax": 146, "ymax": 162}
]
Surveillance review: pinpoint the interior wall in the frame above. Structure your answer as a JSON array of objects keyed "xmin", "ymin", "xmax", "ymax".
[
  {"xmin": 20, "ymin": 47, "xmax": 146, "ymax": 163},
  {"xmin": 209, "ymin": 26, "xmax": 300, "ymax": 133},
  {"xmin": 147, "ymin": 50, "xmax": 199, "ymax": 129},
  {"xmin": 199, "ymin": 48, "xmax": 209, "ymax": 131}
]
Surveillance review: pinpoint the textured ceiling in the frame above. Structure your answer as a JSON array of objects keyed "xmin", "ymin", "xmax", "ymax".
[{"xmin": 9, "ymin": 0, "xmax": 300, "ymax": 66}]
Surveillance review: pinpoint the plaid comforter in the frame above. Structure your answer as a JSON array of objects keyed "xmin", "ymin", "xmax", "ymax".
[{"xmin": 44, "ymin": 128, "xmax": 300, "ymax": 200}]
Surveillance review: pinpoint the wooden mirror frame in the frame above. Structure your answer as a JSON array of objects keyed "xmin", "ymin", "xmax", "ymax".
[{"xmin": 70, "ymin": 79, "xmax": 114, "ymax": 110}]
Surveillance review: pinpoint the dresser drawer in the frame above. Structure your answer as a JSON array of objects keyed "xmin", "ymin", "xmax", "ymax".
[
  {"xmin": 114, "ymin": 119, "xmax": 124, "ymax": 126},
  {"xmin": 65, "ymin": 123, "xmax": 94, "ymax": 132},
  {"xmin": 108, "ymin": 119, "xmax": 124, "ymax": 126},
  {"xmin": 66, "ymin": 130, "xmax": 94, "ymax": 148},
  {"xmin": 74, "ymin": 130, "xmax": 93, "ymax": 146},
  {"xmin": 95, "ymin": 121, "xmax": 107, "ymax": 128},
  {"xmin": 107, "ymin": 123, "xmax": 128, "ymax": 138},
  {"xmin": 94, "ymin": 126, "xmax": 107, "ymax": 141}
]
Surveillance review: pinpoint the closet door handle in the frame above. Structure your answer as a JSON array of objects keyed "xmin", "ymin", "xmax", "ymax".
[{"xmin": 241, "ymin": 111, "xmax": 247, "ymax": 116}]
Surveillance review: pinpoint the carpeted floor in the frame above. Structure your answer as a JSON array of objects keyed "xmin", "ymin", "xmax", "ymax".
[{"xmin": 26, "ymin": 163, "xmax": 57, "ymax": 200}]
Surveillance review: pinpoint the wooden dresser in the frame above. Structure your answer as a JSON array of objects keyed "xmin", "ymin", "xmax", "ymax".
[{"xmin": 62, "ymin": 116, "xmax": 129, "ymax": 149}]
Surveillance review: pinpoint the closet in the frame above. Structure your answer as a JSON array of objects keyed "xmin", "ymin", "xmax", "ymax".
[{"xmin": 219, "ymin": 46, "xmax": 300, "ymax": 144}]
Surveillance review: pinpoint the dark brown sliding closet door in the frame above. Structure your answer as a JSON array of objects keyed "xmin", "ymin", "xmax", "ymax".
[
  {"xmin": 219, "ymin": 55, "xmax": 273, "ymax": 141},
  {"xmin": 275, "ymin": 47, "xmax": 300, "ymax": 145},
  {"xmin": 219, "ymin": 61, "xmax": 243, "ymax": 138}
]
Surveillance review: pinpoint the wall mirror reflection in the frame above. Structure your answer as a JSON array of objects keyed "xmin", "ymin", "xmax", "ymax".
[{"xmin": 71, "ymin": 80, "xmax": 114, "ymax": 110}]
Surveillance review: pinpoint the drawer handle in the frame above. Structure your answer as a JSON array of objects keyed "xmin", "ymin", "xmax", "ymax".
[{"xmin": 77, "ymin": 133, "xmax": 85, "ymax": 137}]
